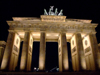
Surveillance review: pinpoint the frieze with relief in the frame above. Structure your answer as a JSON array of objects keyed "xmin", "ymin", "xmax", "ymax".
[
  {"xmin": 8, "ymin": 22, "xmax": 96, "ymax": 32},
  {"xmin": 29, "ymin": 46, "xmax": 32, "ymax": 52},
  {"xmin": 13, "ymin": 45, "xmax": 18, "ymax": 52},
  {"xmin": 72, "ymin": 47, "xmax": 76, "ymax": 53},
  {"xmin": 85, "ymin": 47, "xmax": 90, "ymax": 53}
]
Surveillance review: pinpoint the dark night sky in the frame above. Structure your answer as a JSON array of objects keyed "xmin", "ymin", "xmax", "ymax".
[{"xmin": 0, "ymin": 0, "xmax": 100, "ymax": 70}]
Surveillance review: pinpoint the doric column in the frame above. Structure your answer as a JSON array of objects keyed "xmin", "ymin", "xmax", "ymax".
[
  {"xmin": 1, "ymin": 32, "xmax": 15, "ymax": 71},
  {"xmin": 20, "ymin": 32, "xmax": 33, "ymax": 71},
  {"xmin": 0, "ymin": 41, "xmax": 6, "ymax": 68},
  {"xmin": 1, "ymin": 32, "xmax": 21, "ymax": 71},
  {"xmin": 82, "ymin": 33, "xmax": 99, "ymax": 70},
  {"xmin": 98, "ymin": 44, "xmax": 100, "ymax": 69},
  {"xmin": 58, "ymin": 33, "xmax": 69, "ymax": 72},
  {"xmin": 39, "ymin": 32, "xmax": 46, "ymax": 71},
  {"xmin": 97, "ymin": 43, "xmax": 100, "ymax": 70},
  {"xmin": 70, "ymin": 33, "xmax": 86, "ymax": 71}
]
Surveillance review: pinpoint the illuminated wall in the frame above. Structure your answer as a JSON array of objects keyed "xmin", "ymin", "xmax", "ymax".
[
  {"xmin": 9, "ymin": 33, "xmax": 21, "ymax": 71},
  {"xmin": 71, "ymin": 33, "xmax": 86, "ymax": 71},
  {"xmin": 1, "ymin": 32, "xmax": 20, "ymax": 71},
  {"xmin": 83, "ymin": 34, "xmax": 96, "ymax": 70}
]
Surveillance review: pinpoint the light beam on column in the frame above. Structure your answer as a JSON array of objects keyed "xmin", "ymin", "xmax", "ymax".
[
  {"xmin": 20, "ymin": 32, "xmax": 33, "ymax": 71},
  {"xmin": 58, "ymin": 33, "xmax": 69, "ymax": 72},
  {"xmin": 70, "ymin": 33, "xmax": 86, "ymax": 71},
  {"xmin": 39, "ymin": 32, "xmax": 46, "ymax": 71},
  {"xmin": 1, "ymin": 32, "xmax": 21, "ymax": 71}
]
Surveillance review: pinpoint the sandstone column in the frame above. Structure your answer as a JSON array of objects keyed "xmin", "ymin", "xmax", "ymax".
[
  {"xmin": 90, "ymin": 33, "xmax": 99, "ymax": 70},
  {"xmin": 39, "ymin": 32, "xmax": 46, "ymax": 71},
  {"xmin": 0, "ymin": 41, "xmax": 6, "ymax": 68},
  {"xmin": 98, "ymin": 44, "xmax": 100, "ymax": 70},
  {"xmin": 58, "ymin": 33, "xmax": 69, "ymax": 72},
  {"xmin": 82, "ymin": 33, "xmax": 99, "ymax": 70},
  {"xmin": 1, "ymin": 32, "xmax": 15, "ymax": 70},
  {"xmin": 20, "ymin": 32, "xmax": 33, "ymax": 71},
  {"xmin": 9, "ymin": 33, "xmax": 21, "ymax": 71},
  {"xmin": 70, "ymin": 33, "xmax": 86, "ymax": 71}
]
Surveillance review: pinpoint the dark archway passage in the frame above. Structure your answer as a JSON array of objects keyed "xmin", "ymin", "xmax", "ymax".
[
  {"xmin": 45, "ymin": 42, "xmax": 58, "ymax": 71},
  {"xmin": 17, "ymin": 42, "xmax": 72, "ymax": 71},
  {"xmin": 17, "ymin": 41, "xmax": 23, "ymax": 71},
  {"xmin": 31, "ymin": 42, "xmax": 40, "ymax": 71},
  {"xmin": 67, "ymin": 42, "xmax": 72, "ymax": 71}
]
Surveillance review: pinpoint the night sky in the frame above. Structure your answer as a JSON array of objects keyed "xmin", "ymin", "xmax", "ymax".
[{"xmin": 0, "ymin": 0, "xmax": 100, "ymax": 71}]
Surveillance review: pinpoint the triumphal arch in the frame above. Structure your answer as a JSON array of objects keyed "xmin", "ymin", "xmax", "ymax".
[{"xmin": 1, "ymin": 7, "xmax": 100, "ymax": 72}]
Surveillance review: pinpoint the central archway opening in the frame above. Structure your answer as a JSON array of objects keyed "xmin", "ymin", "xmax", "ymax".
[
  {"xmin": 31, "ymin": 42, "xmax": 40, "ymax": 71},
  {"xmin": 67, "ymin": 42, "xmax": 72, "ymax": 71},
  {"xmin": 45, "ymin": 42, "xmax": 58, "ymax": 72}
]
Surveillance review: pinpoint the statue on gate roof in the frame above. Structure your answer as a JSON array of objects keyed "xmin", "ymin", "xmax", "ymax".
[
  {"xmin": 58, "ymin": 9, "xmax": 63, "ymax": 16},
  {"xmin": 44, "ymin": 6, "xmax": 63, "ymax": 16},
  {"xmin": 49, "ymin": 6, "xmax": 55, "ymax": 15},
  {"xmin": 44, "ymin": 9, "xmax": 48, "ymax": 15}
]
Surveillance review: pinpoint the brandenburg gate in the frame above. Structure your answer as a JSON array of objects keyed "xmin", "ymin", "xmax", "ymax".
[{"xmin": 0, "ymin": 7, "xmax": 100, "ymax": 72}]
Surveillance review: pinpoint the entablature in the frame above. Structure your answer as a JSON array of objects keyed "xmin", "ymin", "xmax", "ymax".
[{"xmin": 7, "ymin": 21, "xmax": 97, "ymax": 33}]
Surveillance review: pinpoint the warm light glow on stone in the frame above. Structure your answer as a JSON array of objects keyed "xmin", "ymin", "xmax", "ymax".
[
  {"xmin": 46, "ymin": 34, "xmax": 58, "ymax": 36},
  {"xmin": 81, "ymin": 57, "xmax": 86, "ymax": 70},
  {"xmin": 33, "ymin": 34, "xmax": 40, "ymax": 36},
  {"xmin": 1, "ymin": 59, "xmax": 8, "ymax": 70},
  {"xmin": 1, "ymin": 15, "xmax": 98, "ymax": 72}
]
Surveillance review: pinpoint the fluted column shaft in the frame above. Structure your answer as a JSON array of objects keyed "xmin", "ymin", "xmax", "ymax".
[
  {"xmin": 82, "ymin": 33, "xmax": 100, "ymax": 70},
  {"xmin": 58, "ymin": 33, "xmax": 69, "ymax": 72},
  {"xmin": 20, "ymin": 32, "xmax": 30, "ymax": 71},
  {"xmin": 1, "ymin": 32, "xmax": 15, "ymax": 70},
  {"xmin": 39, "ymin": 32, "xmax": 46, "ymax": 71},
  {"xmin": 71, "ymin": 33, "xmax": 86, "ymax": 71}
]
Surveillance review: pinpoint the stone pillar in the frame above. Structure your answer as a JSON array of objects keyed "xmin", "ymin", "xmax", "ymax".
[
  {"xmin": 1, "ymin": 32, "xmax": 21, "ymax": 71},
  {"xmin": 58, "ymin": 33, "xmax": 69, "ymax": 72},
  {"xmin": 83, "ymin": 33, "xmax": 98, "ymax": 70},
  {"xmin": 0, "ymin": 41, "xmax": 6, "ymax": 68},
  {"xmin": 9, "ymin": 33, "xmax": 21, "ymax": 71},
  {"xmin": 1, "ymin": 32, "xmax": 15, "ymax": 70},
  {"xmin": 39, "ymin": 32, "xmax": 46, "ymax": 71},
  {"xmin": 98, "ymin": 44, "xmax": 100, "ymax": 69},
  {"xmin": 20, "ymin": 32, "xmax": 33, "ymax": 71},
  {"xmin": 70, "ymin": 33, "xmax": 86, "ymax": 71}
]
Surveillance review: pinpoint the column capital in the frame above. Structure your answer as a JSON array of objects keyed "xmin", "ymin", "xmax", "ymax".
[
  {"xmin": 58, "ymin": 32, "xmax": 66, "ymax": 38},
  {"xmin": 40, "ymin": 31, "xmax": 46, "ymax": 33},
  {"xmin": 82, "ymin": 32, "xmax": 96, "ymax": 39},
  {"xmin": 70, "ymin": 32, "xmax": 82, "ymax": 40},
  {"xmin": 8, "ymin": 30, "xmax": 15, "ymax": 33}
]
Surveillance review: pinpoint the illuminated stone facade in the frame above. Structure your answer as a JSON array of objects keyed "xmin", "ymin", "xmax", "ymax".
[
  {"xmin": 0, "ymin": 15, "xmax": 99, "ymax": 71},
  {"xmin": 0, "ymin": 41, "xmax": 6, "ymax": 68}
]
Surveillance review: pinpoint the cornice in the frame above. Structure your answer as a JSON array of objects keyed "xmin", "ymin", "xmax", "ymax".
[{"xmin": 7, "ymin": 19, "xmax": 98, "ymax": 33}]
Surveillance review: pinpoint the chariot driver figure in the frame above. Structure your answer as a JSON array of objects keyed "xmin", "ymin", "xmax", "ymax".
[
  {"xmin": 44, "ymin": 6, "xmax": 63, "ymax": 16},
  {"xmin": 49, "ymin": 6, "xmax": 55, "ymax": 15}
]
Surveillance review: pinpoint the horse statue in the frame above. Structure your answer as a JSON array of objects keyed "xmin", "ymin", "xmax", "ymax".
[
  {"xmin": 49, "ymin": 6, "xmax": 55, "ymax": 15},
  {"xmin": 44, "ymin": 9, "xmax": 48, "ymax": 15},
  {"xmin": 55, "ymin": 8, "xmax": 58, "ymax": 15},
  {"xmin": 58, "ymin": 9, "xmax": 63, "ymax": 16},
  {"xmin": 43, "ymin": 6, "xmax": 63, "ymax": 16}
]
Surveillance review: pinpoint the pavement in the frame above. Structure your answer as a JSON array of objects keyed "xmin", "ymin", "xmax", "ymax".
[{"xmin": 0, "ymin": 71, "xmax": 100, "ymax": 75}]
